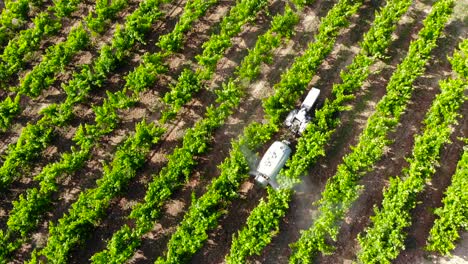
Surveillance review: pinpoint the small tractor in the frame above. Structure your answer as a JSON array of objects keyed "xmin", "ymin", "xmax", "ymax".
[{"xmin": 251, "ymin": 88, "xmax": 321, "ymax": 189}]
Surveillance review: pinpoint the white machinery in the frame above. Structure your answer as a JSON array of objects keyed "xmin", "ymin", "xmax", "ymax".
[
  {"xmin": 253, "ymin": 140, "xmax": 292, "ymax": 189},
  {"xmin": 252, "ymin": 88, "xmax": 321, "ymax": 188},
  {"xmin": 284, "ymin": 88, "xmax": 320, "ymax": 134}
]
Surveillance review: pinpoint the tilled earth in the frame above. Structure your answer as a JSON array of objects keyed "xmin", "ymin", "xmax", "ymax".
[{"xmin": 0, "ymin": 0, "xmax": 467, "ymax": 263}]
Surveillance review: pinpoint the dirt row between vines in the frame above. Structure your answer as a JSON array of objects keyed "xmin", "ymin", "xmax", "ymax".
[
  {"xmin": 251, "ymin": 0, "xmax": 468, "ymax": 264},
  {"xmin": 69, "ymin": 0, "xmax": 276, "ymax": 261},
  {"xmin": 1, "ymin": 0, "xmax": 467, "ymax": 263},
  {"xmin": 0, "ymin": 0, "xmax": 144, "ymax": 203},
  {"xmin": 0, "ymin": 0, "xmax": 142, "ymax": 148},
  {"xmin": 5, "ymin": 0, "xmax": 194, "ymax": 261},
  {"xmin": 68, "ymin": 0, "xmax": 338, "ymax": 262},
  {"xmin": 0, "ymin": 0, "xmax": 140, "ymax": 223}
]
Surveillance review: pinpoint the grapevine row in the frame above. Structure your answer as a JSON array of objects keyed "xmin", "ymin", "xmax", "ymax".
[
  {"xmin": 0, "ymin": 24, "xmax": 90, "ymax": 130},
  {"xmin": 160, "ymin": 0, "xmax": 269, "ymax": 121},
  {"xmin": 158, "ymin": 0, "xmax": 217, "ymax": 52},
  {"xmin": 159, "ymin": 0, "xmax": 364, "ymax": 263},
  {"xmin": 29, "ymin": 121, "xmax": 165, "ymax": 263},
  {"xmin": 0, "ymin": 0, "xmax": 166, "ymax": 190},
  {"xmin": 92, "ymin": 5, "xmax": 298, "ymax": 263},
  {"xmin": 16, "ymin": 24, "xmax": 90, "ymax": 97},
  {"xmin": 14, "ymin": 0, "xmax": 269, "ymax": 261},
  {"xmin": 0, "ymin": 55, "xmax": 166, "ymax": 261},
  {"xmin": 0, "ymin": 0, "xmax": 214, "ymax": 259},
  {"xmin": 0, "ymin": 0, "xmax": 129, "ymax": 130},
  {"xmin": 357, "ymin": 38, "xmax": 468, "ymax": 262},
  {"xmin": 426, "ymin": 138, "xmax": 468, "ymax": 255},
  {"xmin": 85, "ymin": 0, "xmax": 128, "ymax": 34},
  {"xmin": 289, "ymin": 0, "xmax": 454, "ymax": 262},
  {"xmin": 0, "ymin": 0, "xmax": 172, "ymax": 258},
  {"xmin": 0, "ymin": 0, "xmax": 43, "ymax": 49},
  {"xmin": 88, "ymin": 0, "xmax": 267, "ymax": 263},
  {"xmin": 0, "ymin": 0, "xmax": 82, "ymax": 82},
  {"xmin": 226, "ymin": 0, "xmax": 414, "ymax": 262}
]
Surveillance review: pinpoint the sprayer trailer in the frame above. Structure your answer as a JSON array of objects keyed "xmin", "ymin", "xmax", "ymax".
[
  {"xmin": 254, "ymin": 140, "xmax": 292, "ymax": 189},
  {"xmin": 252, "ymin": 87, "xmax": 321, "ymax": 188}
]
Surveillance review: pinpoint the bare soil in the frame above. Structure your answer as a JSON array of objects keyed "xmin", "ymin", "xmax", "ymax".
[{"xmin": 0, "ymin": 0, "xmax": 467, "ymax": 263}]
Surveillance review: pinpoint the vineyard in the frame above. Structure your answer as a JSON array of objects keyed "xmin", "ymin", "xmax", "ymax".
[{"xmin": 0, "ymin": 0, "xmax": 466, "ymax": 263}]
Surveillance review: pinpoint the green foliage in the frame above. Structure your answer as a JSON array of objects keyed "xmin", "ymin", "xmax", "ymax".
[
  {"xmin": 156, "ymin": 123, "xmax": 269, "ymax": 264},
  {"xmin": 31, "ymin": 121, "xmax": 164, "ymax": 263},
  {"xmin": 289, "ymin": 1, "xmax": 454, "ymax": 262},
  {"xmin": 361, "ymin": 0, "xmax": 415, "ymax": 58},
  {"xmin": 162, "ymin": 68, "xmax": 201, "ymax": 122},
  {"xmin": 270, "ymin": 4, "xmax": 299, "ymax": 37},
  {"xmin": 2, "ymin": 0, "xmax": 457, "ymax": 263},
  {"xmin": 0, "ymin": 0, "xmax": 171, "ymax": 260},
  {"xmin": 426, "ymin": 145, "xmax": 468, "ymax": 255},
  {"xmin": 92, "ymin": 4, "xmax": 301, "ymax": 263},
  {"xmin": 161, "ymin": 0, "xmax": 364, "ymax": 260},
  {"xmin": 86, "ymin": 0, "xmax": 128, "ymax": 33},
  {"xmin": 195, "ymin": 0, "xmax": 269, "ymax": 74},
  {"xmin": 93, "ymin": 78, "xmax": 242, "ymax": 263},
  {"xmin": 263, "ymin": 0, "xmax": 362, "ymax": 124},
  {"xmin": 0, "ymin": 0, "xmax": 42, "ymax": 47},
  {"xmin": 424, "ymin": 41, "xmax": 468, "ymax": 256},
  {"xmin": 159, "ymin": 0, "xmax": 218, "ymax": 52},
  {"xmin": 0, "ymin": 0, "xmax": 167, "ymax": 192},
  {"xmin": 0, "ymin": 0, "xmax": 30, "ymax": 28},
  {"xmin": 0, "ymin": 6, "xmax": 68, "ymax": 82},
  {"xmin": 227, "ymin": 188, "xmax": 291, "ymax": 264},
  {"xmin": 357, "ymin": 42, "xmax": 465, "ymax": 263},
  {"xmin": 2, "ymin": 0, "xmax": 165, "ymax": 110},
  {"xmin": 0, "ymin": 0, "xmax": 225, "ymax": 259},
  {"xmin": 237, "ymin": 5, "xmax": 298, "ymax": 81},
  {"xmin": 7, "ymin": 148, "xmax": 90, "ymax": 236},
  {"xmin": 279, "ymin": 0, "xmax": 414, "ymax": 189},
  {"xmin": 0, "ymin": 94, "xmax": 20, "ymax": 131},
  {"xmin": 0, "ymin": 122, "xmax": 54, "ymax": 189},
  {"xmin": 0, "ymin": 0, "xmax": 108, "ymax": 130},
  {"xmin": 161, "ymin": 0, "xmax": 269, "ymax": 121},
  {"xmin": 50, "ymin": 0, "xmax": 82, "ymax": 18},
  {"xmin": 449, "ymin": 40, "xmax": 468, "ymax": 78},
  {"xmin": 122, "ymin": 0, "xmax": 167, "ymax": 45},
  {"xmin": 226, "ymin": 0, "xmax": 411, "ymax": 260},
  {"xmin": 18, "ymin": 23, "xmax": 90, "ymax": 97}
]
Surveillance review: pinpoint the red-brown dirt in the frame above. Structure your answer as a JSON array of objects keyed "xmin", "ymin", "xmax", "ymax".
[{"xmin": 0, "ymin": 0, "xmax": 466, "ymax": 263}]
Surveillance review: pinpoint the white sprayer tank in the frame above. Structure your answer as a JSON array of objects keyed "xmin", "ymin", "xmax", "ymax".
[{"xmin": 254, "ymin": 141, "xmax": 292, "ymax": 188}]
